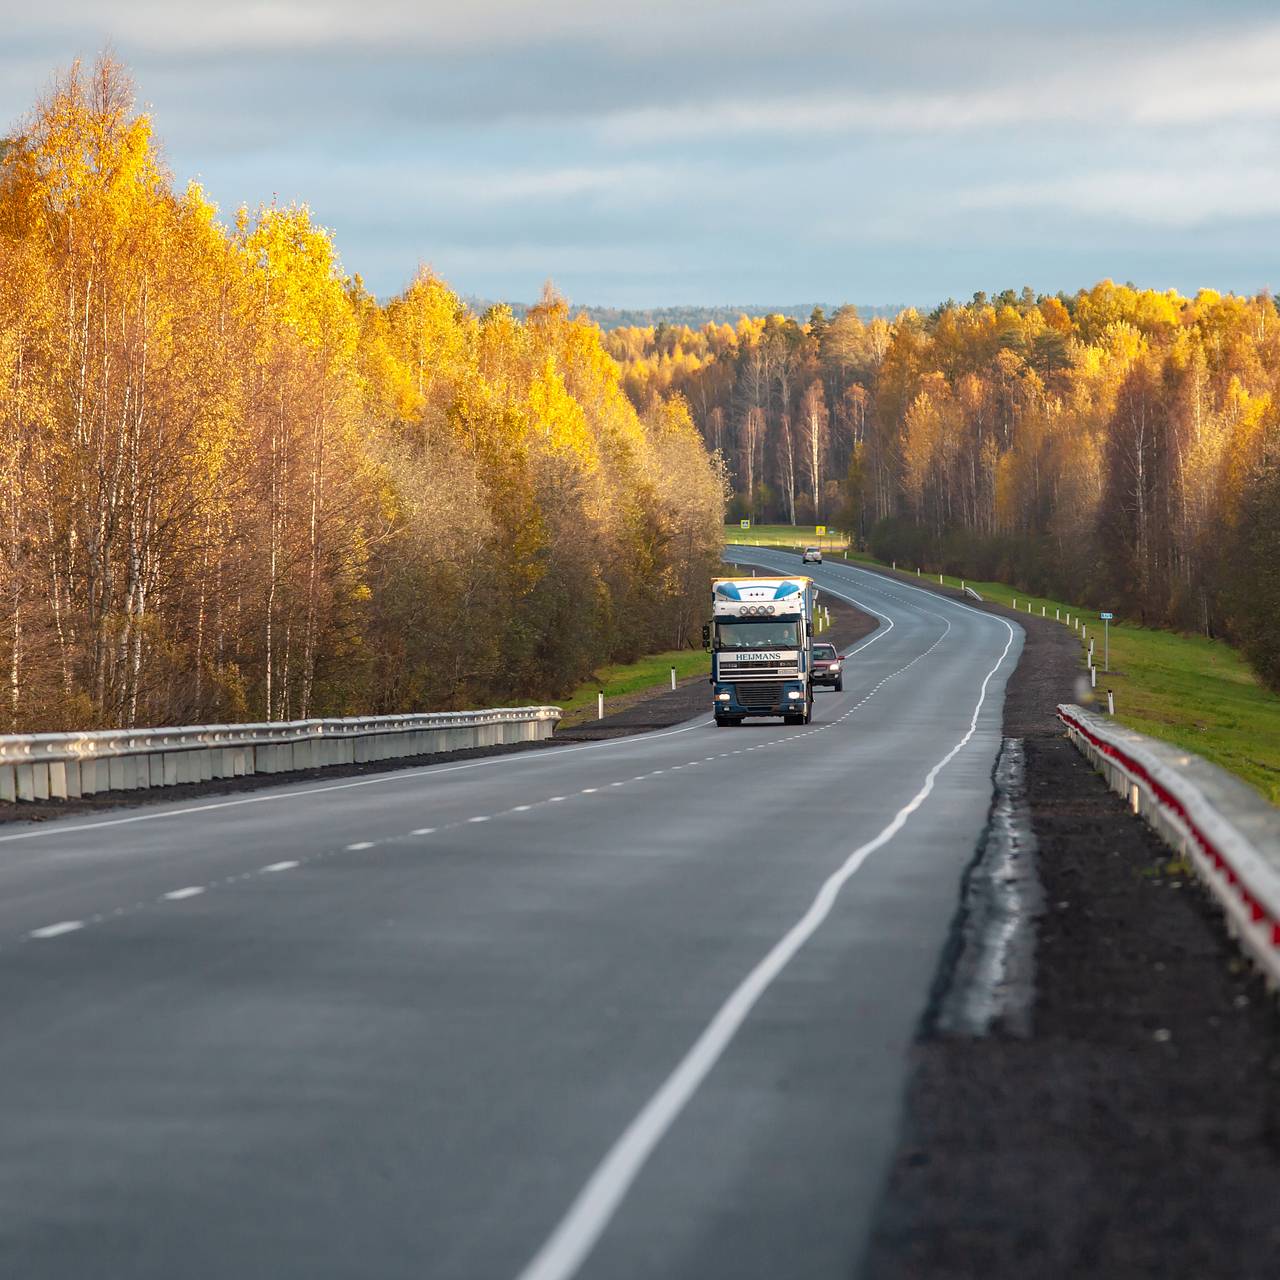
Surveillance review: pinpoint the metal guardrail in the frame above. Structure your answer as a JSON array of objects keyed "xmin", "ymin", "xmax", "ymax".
[
  {"xmin": 1059, "ymin": 703, "xmax": 1280, "ymax": 990},
  {"xmin": 0, "ymin": 707, "xmax": 562, "ymax": 803}
]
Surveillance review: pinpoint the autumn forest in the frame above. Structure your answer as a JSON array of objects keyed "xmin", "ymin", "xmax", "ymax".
[
  {"xmin": 609, "ymin": 285, "xmax": 1280, "ymax": 691},
  {"xmin": 0, "ymin": 60, "xmax": 727, "ymax": 732},
  {"xmin": 5, "ymin": 56, "xmax": 1280, "ymax": 734}
]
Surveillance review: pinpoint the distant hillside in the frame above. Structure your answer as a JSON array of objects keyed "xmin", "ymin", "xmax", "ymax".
[{"xmin": 461, "ymin": 298, "xmax": 907, "ymax": 330}]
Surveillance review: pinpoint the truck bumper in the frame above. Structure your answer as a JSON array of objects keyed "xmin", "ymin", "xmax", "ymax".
[{"xmin": 713, "ymin": 680, "xmax": 807, "ymax": 717}]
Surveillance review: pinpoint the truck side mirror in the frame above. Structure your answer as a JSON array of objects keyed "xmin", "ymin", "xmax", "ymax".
[{"xmin": 701, "ymin": 623, "xmax": 711, "ymax": 651}]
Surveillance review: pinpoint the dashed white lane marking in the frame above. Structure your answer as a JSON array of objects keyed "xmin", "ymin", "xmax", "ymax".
[
  {"xmin": 581, "ymin": 788, "xmax": 598, "ymax": 794},
  {"xmin": 0, "ymin": 719, "xmax": 719, "ymax": 847},
  {"xmin": 163, "ymin": 886, "xmax": 205, "ymax": 900},
  {"xmin": 468, "ymin": 815, "xmax": 492, "ymax": 824},
  {"xmin": 515, "ymin": 609, "xmax": 1018, "ymax": 1280},
  {"xmin": 609, "ymin": 782, "xmax": 625, "ymax": 788},
  {"xmin": 7, "ymin": 559, "xmax": 992, "ymax": 949},
  {"xmin": 29, "ymin": 920, "xmax": 84, "ymax": 939}
]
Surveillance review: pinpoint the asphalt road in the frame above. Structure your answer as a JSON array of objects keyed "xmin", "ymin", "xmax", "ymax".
[{"xmin": 0, "ymin": 552, "xmax": 1020, "ymax": 1279}]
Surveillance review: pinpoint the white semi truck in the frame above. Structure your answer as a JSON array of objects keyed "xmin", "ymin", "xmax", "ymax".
[{"xmin": 703, "ymin": 576, "xmax": 819, "ymax": 726}]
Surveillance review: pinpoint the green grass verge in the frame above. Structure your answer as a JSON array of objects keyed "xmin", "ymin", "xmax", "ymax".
[
  {"xmin": 872, "ymin": 562, "xmax": 1280, "ymax": 804},
  {"xmin": 555, "ymin": 648, "xmax": 708, "ymax": 719},
  {"xmin": 724, "ymin": 523, "xmax": 849, "ymax": 549}
]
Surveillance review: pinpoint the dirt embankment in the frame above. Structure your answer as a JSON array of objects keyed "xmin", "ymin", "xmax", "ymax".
[{"xmin": 862, "ymin": 575, "xmax": 1280, "ymax": 1279}]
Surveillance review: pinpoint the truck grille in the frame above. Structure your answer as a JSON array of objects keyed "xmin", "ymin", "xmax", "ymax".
[
  {"xmin": 720, "ymin": 663, "xmax": 799, "ymax": 679},
  {"xmin": 736, "ymin": 682, "xmax": 784, "ymax": 709}
]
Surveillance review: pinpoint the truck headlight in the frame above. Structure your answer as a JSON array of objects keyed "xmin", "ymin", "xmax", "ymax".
[
  {"xmin": 787, "ymin": 690, "xmax": 803, "ymax": 700},
  {"xmin": 716, "ymin": 692, "xmax": 731, "ymax": 701}
]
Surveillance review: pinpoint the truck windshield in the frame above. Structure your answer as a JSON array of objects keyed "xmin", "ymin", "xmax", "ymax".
[{"xmin": 716, "ymin": 620, "xmax": 801, "ymax": 650}]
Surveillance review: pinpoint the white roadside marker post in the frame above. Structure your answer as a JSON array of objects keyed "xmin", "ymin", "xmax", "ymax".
[
  {"xmin": 670, "ymin": 666, "xmax": 676, "ymax": 691},
  {"xmin": 597, "ymin": 691, "xmax": 604, "ymax": 720},
  {"xmin": 1107, "ymin": 689, "xmax": 1115, "ymax": 715}
]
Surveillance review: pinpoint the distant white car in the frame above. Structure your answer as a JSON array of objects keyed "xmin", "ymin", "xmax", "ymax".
[{"xmin": 802, "ymin": 547, "xmax": 822, "ymax": 564}]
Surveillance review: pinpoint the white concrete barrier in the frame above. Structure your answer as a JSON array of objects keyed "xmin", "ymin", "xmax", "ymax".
[
  {"xmin": 0, "ymin": 707, "xmax": 561, "ymax": 804},
  {"xmin": 1059, "ymin": 703, "xmax": 1280, "ymax": 990}
]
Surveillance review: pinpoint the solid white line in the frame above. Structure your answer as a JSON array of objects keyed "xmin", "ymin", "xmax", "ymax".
[
  {"xmin": 163, "ymin": 886, "xmax": 204, "ymax": 900},
  {"xmin": 515, "ymin": 613, "xmax": 1017, "ymax": 1280},
  {"xmin": 262, "ymin": 861, "xmax": 299, "ymax": 872},
  {"xmin": 29, "ymin": 920, "xmax": 83, "ymax": 939}
]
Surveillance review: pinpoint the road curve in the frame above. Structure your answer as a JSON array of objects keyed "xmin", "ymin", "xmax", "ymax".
[{"xmin": 0, "ymin": 552, "xmax": 1021, "ymax": 1279}]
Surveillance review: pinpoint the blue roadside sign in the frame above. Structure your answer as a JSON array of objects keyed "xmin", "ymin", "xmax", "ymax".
[{"xmin": 1100, "ymin": 612, "xmax": 1114, "ymax": 619}]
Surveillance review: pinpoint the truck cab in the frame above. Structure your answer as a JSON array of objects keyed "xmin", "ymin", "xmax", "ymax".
[{"xmin": 705, "ymin": 577, "xmax": 817, "ymax": 726}]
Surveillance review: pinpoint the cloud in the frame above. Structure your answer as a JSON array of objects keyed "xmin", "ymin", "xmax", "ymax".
[
  {"xmin": 960, "ymin": 167, "xmax": 1280, "ymax": 227},
  {"xmin": 413, "ymin": 163, "xmax": 677, "ymax": 206},
  {"xmin": 600, "ymin": 20, "xmax": 1280, "ymax": 141},
  {"xmin": 6, "ymin": 1, "xmax": 1280, "ymax": 302},
  {"xmin": 11, "ymin": 0, "xmax": 807, "ymax": 56}
]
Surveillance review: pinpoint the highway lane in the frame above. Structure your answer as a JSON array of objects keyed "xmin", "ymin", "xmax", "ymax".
[{"xmin": 0, "ymin": 554, "xmax": 1020, "ymax": 1279}]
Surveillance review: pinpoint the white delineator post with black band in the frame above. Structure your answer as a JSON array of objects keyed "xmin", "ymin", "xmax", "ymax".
[{"xmin": 1059, "ymin": 703, "xmax": 1280, "ymax": 990}]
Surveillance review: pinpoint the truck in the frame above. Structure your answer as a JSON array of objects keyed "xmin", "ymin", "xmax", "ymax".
[{"xmin": 702, "ymin": 576, "xmax": 818, "ymax": 726}]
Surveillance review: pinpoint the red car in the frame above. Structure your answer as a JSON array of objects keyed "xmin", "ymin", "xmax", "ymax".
[{"xmin": 811, "ymin": 642, "xmax": 844, "ymax": 691}]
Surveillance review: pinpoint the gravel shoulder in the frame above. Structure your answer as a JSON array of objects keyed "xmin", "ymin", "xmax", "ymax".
[{"xmin": 861, "ymin": 572, "xmax": 1280, "ymax": 1278}]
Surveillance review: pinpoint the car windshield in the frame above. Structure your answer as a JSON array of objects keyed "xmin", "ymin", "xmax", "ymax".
[
  {"xmin": 805, "ymin": 548, "xmax": 819, "ymax": 553},
  {"xmin": 715, "ymin": 620, "xmax": 800, "ymax": 650},
  {"xmin": 813, "ymin": 644, "xmax": 837, "ymax": 659}
]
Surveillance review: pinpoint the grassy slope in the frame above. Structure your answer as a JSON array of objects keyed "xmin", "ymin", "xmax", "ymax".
[
  {"xmin": 881, "ymin": 564, "xmax": 1280, "ymax": 804},
  {"xmin": 725, "ymin": 523, "xmax": 849, "ymax": 549},
  {"xmin": 554, "ymin": 648, "xmax": 708, "ymax": 719}
]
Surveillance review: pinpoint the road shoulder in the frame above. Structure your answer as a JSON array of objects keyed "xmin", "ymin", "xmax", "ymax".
[{"xmin": 862, "ymin": 578, "xmax": 1280, "ymax": 1277}]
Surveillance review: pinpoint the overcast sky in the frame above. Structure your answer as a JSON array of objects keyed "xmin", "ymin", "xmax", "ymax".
[{"xmin": 3, "ymin": 0, "xmax": 1279, "ymax": 306}]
